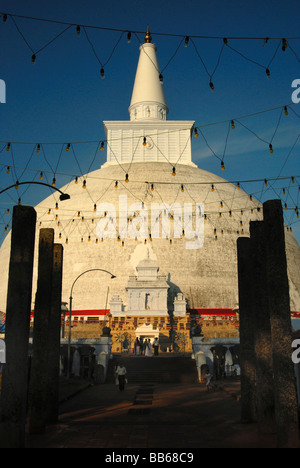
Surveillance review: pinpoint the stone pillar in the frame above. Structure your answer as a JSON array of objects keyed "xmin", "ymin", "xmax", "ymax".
[
  {"xmin": 0, "ymin": 205, "xmax": 36, "ymax": 448},
  {"xmin": 236, "ymin": 236, "xmax": 256, "ymax": 423},
  {"xmin": 46, "ymin": 243, "xmax": 63, "ymax": 424},
  {"xmin": 27, "ymin": 228, "xmax": 54, "ymax": 434},
  {"xmin": 249, "ymin": 221, "xmax": 275, "ymax": 433},
  {"xmin": 263, "ymin": 199, "xmax": 299, "ymax": 448}
]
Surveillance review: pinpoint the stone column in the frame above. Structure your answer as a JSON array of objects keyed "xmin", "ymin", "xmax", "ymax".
[
  {"xmin": 46, "ymin": 243, "xmax": 63, "ymax": 424},
  {"xmin": 236, "ymin": 236, "xmax": 256, "ymax": 423},
  {"xmin": 0, "ymin": 205, "xmax": 36, "ymax": 448},
  {"xmin": 27, "ymin": 228, "xmax": 54, "ymax": 434},
  {"xmin": 263, "ymin": 199, "xmax": 299, "ymax": 448},
  {"xmin": 249, "ymin": 221, "xmax": 275, "ymax": 433}
]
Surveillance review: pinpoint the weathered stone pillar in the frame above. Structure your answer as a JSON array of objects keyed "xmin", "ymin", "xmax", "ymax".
[
  {"xmin": 0, "ymin": 205, "xmax": 36, "ymax": 448},
  {"xmin": 46, "ymin": 243, "xmax": 63, "ymax": 424},
  {"xmin": 236, "ymin": 236, "xmax": 256, "ymax": 423},
  {"xmin": 27, "ymin": 228, "xmax": 54, "ymax": 434},
  {"xmin": 263, "ymin": 199, "xmax": 299, "ymax": 447},
  {"xmin": 249, "ymin": 221, "xmax": 275, "ymax": 433}
]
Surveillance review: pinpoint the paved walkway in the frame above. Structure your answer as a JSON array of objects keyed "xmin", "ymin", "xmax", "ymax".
[{"xmin": 25, "ymin": 377, "xmax": 277, "ymax": 449}]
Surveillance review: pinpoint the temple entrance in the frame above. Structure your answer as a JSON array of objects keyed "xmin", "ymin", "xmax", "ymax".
[
  {"xmin": 109, "ymin": 250, "xmax": 189, "ymax": 354},
  {"xmin": 135, "ymin": 323, "xmax": 158, "ymax": 343}
]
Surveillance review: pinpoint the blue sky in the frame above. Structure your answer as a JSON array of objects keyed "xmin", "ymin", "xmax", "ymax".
[{"xmin": 0, "ymin": 0, "xmax": 299, "ymax": 245}]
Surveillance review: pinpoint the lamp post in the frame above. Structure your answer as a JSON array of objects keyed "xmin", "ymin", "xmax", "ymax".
[
  {"xmin": 0, "ymin": 181, "xmax": 71, "ymax": 200},
  {"xmin": 61, "ymin": 301, "xmax": 68, "ymax": 339},
  {"xmin": 67, "ymin": 269, "xmax": 116, "ymax": 378}
]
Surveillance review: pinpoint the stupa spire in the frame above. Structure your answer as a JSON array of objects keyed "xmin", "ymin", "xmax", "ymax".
[
  {"xmin": 104, "ymin": 26, "xmax": 194, "ymax": 167},
  {"xmin": 144, "ymin": 25, "xmax": 152, "ymax": 43},
  {"xmin": 129, "ymin": 27, "xmax": 169, "ymax": 121}
]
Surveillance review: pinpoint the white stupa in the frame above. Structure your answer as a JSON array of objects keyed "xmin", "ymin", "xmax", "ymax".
[{"xmin": 0, "ymin": 27, "xmax": 300, "ymax": 322}]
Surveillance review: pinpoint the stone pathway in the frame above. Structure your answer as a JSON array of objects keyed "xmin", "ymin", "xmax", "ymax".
[{"xmin": 25, "ymin": 380, "xmax": 277, "ymax": 448}]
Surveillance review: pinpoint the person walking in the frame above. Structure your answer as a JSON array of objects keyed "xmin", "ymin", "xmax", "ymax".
[
  {"xmin": 140, "ymin": 337, "xmax": 144, "ymax": 355},
  {"xmin": 205, "ymin": 371, "xmax": 213, "ymax": 391},
  {"xmin": 153, "ymin": 337, "xmax": 159, "ymax": 356},
  {"xmin": 115, "ymin": 362, "xmax": 127, "ymax": 391}
]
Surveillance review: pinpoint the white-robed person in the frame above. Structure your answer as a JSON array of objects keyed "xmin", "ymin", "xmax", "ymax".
[
  {"xmin": 115, "ymin": 362, "xmax": 127, "ymax": 391},
  {"xmin": 145, "ymin": 339, "xmax": 153, "ymax": 357},
  {"xmin": 134, "ymin": 337, "xmax": 140, "ymax": 355}
]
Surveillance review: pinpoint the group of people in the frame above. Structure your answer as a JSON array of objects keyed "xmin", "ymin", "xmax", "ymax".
[
  {"xmin": 134, "ymin": 337, "xmax": 159, "ymax": 356},
  {"xmin": 115, "ymin": 337, "xmax": 160, "ymax": 392}
]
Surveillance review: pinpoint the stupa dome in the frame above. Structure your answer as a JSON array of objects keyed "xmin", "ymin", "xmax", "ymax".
[{"xmin": 0, "ymin": 160, "xmax": 299, "ymax": 316}]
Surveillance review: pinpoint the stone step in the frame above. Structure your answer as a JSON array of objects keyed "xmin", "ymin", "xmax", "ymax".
[
  {"xmin": 127, "ymin": 372, "xmax": 165, "ymax": 383},
  {"xmin": 106, "ymin": 354, "xmax": 197, "ymax": 384}
]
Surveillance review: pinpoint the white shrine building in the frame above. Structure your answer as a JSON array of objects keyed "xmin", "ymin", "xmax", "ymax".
[{"xmin": 109, "ymin": 249, "xmax": 187, "ymax": 318}]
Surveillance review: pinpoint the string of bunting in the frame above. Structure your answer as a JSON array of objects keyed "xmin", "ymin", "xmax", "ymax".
[
  {"xmin": 1, "ymin": 13, "xmax": 299, "ymax": 244},
  {"xmin": 1, "ymin": 12, "xmax": 300, "ymax": 89},
  {"xmin": 0, "ymin": 170, "xmax": 299, "ymax": 246},
  {"xmin": 0, "ymin": 99, "xmax": 299, "ymax": 243},
  {"xmin": 0, "ymin": 102, "xmax": 299, "ymax": 177}
]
